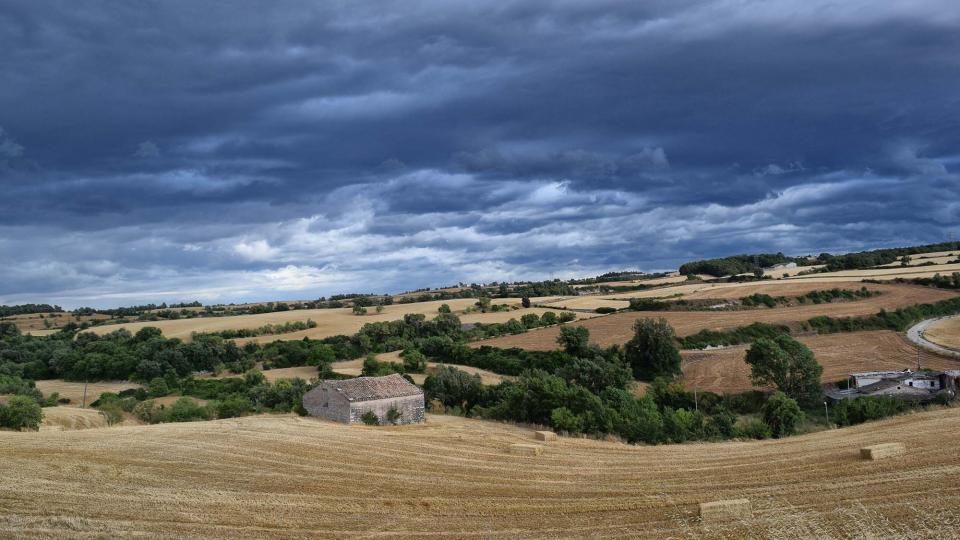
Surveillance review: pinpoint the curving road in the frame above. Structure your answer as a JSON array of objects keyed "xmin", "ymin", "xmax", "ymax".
[{"xmin": 906, "ymin": 316, "xmax": 960, "ymax": 360}]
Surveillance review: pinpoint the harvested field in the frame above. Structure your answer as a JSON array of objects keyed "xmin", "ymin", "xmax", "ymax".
[
  {"xmin": 573, "ymin": 274, "xmax": 688, "ymax": 289},
  {"xmin": 921, "ymin": 317, "xmax": 960, "ymax": 350},
  {"xmin": 472, "ymin": 284, "xmax": 957, "ymax": 351},
  {"xmin": 83, "ymin": 298, "xmax": 572, "ymax": 344},
  {"xmin": 681, "ymin": 331, "xmax": 960, "ymax": 394},
  {"xmin": 2, "ymin": 409, "xmax": 960, "ymax": 538},
  {"xmin": 33, "ymin": 380, "xmax": 142, "ymax": 406},
  {"xmin": 262, "ymin": 366, "xmax": 321, "ymax": 382},
  {"xmin": 785, "ymin": 263, "xmax": 960, "ymax": 281},
  {"xmin": 533, "ymin": 296, "xmax": 632, "ymax": 311}
]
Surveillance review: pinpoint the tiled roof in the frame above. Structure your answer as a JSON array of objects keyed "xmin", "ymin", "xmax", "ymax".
[{"xmin": 325, "ymin": 373, "xmax": 423, "ymax": 402}]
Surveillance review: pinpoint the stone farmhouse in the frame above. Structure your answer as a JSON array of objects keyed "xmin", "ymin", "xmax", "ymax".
[
  {"xmin": 302, "ymin": 373, "xmax": 425, "ymax": 425},
  {"xmin": 826, "ymin": 369, "xmax": 960, "ymax": 402}
]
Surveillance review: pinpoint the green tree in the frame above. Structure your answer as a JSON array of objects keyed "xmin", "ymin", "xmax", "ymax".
[
  {"xmin": 0, "ymin": 396, "xmax": 43, "ymax": 431},
  {"xmin": 761, "ymin": 391, "xmax": 804, "ymax": 438},
  {"xmin": 521, "ymin": 296, "xmax": 531, "ymax": 308},
  {"xmin": 556, "ymin": 326, "xmax": 590, "ymax": 356},
  {"xmin": 438, "ymin": 304, "xmax": 451, "ymax": 314},
  {"xmin": 477, "ymin": 297, "xmax": 492, "ymax": 313},
  {"xmin": 400, "ymin": 349, "xmax": 427, "ymax": 373},
  {"xmin": 352, "ymin": 305, "xmax": 368, "ymax": 316},
  {"xmin": 624, "ymin": 318, "xmax": 682, "ymax": 381},
  {"xmin": 745, "ymin": 336, "xmax": 823, "ymax": 406}
]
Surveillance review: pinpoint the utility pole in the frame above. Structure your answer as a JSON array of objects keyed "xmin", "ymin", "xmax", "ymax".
[
  {"xmin": 694, "ymin": 386, "xmax": 699, "ymax": 412},
  {"xmin": 81, "ymin": 380, "xmax": 88, "ymax": 408},
  {"xmin": 917, "ymin": 341, "xmax": 922, "ymax": 371},
  {"xmin": 824, "ymin": 401, "xmax": 830, "ymax": 426}
]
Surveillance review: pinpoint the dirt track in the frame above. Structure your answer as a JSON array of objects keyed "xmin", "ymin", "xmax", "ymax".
[{"xmin": 1, "ymin": 410, "xmax": 959, "ymax": 538}]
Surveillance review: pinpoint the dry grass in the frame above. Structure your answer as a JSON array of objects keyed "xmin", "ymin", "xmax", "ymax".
[
  {"xmin": 922, "ymin": 317, "xmax": 960, "ymax": 350},
  {"xmin": 1, "ymin": 409, "xmax": 960, "ymax": 538},
  {"xmin": 33, "ymin": 380, "xmax": 142, "ymax": 407},
  {"xmin": 763, "ymin": 265, "xmax": 824, "ymax": 278},
  {"xmin": 39, "ymin": 406, "xmax": 111, "ymax": 431},
  {"xmin": 472, "ymin": 283, "xmax": 957, "ymax": 351},
  {"xmin": 681, "ymin": 330, "xmax": 960, "ymax": 394}
]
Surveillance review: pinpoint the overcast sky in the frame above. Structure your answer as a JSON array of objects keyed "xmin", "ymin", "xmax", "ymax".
[{"xmin": 2, "ymin": 1, "xmax": 959, "ymax": 308}]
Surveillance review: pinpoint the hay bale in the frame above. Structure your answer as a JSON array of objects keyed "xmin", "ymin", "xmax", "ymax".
[
  {"xmin": 699, "ymin": 499, "xmax": 751, "ymax": 522},
  {"xmin": 534, "ymin": 430, "xmax": 557, "ymax": 442},
  {"xmin": 509, "ymin": 443, "xmax": 544, "ymax": 456},
  {"xmin": 860, "ymin": 443, "xmax": 905, "ymax": 460}
]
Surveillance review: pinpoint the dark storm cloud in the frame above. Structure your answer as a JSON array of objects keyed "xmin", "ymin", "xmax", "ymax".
[{"xmin": 1, "ymin": 0, "xmax": 958, "ymax": 307}]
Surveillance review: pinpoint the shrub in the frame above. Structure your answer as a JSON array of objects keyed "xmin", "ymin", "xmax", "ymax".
[
  {"xmin": 594, "ymin": 307, "xmax": 618, "ymax": 314},
  {"xmin": 550, "ymin": 407, "xmax": 585, "ymax": 434},
  {"xmin": 387, "ymin": 407, "xmax": 402, "ymax": 425},
  {"xmin": 558, "ymin": 312, "xmax": 577, "ymax": 323},
  {"xmin": 0, "ymin": 395, "xmax": 43, "ymax": 431},
  {"xmin": 761, "ymin": 392, "xmax": 804, "ymax": 438},
  {"xmin": 361, "ymin": 411, "xmax": 379, "ymax": 425},
  {"xmin": 737, "ymin": 418, "xmax": 772, "ymax": 439},
  {"xmin": 215, "ymin": 394, "xmax": 253, "ymax": 419}
]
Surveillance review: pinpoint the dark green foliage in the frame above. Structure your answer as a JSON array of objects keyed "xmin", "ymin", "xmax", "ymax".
[
  {"xmin": 628, "ymin": 298, "xmax": 670, "ymax": 311},
  {"xmin": 625, "ymin": 318, "xmax": 682, "ymax": 381},
  {"xmin": 817, "ymin": 241, "xmax": 960, "ymax": 271},
  {"xmin": 557, "ymin": 326, "xmax": 591, "ymax": 356},
  {"xmin": 0, "ymin": 304, "xmax": 63, "ymax": 317},
  {"xmin": 387, "ymin": 407, "xmax": 402, "ymax": 424},
  {"xmin": 192, "ymin": 319, "xmax": 317, "ymax": 340},
  {"xmin": 594, "ymin": 307, "xmax": 618, "ymax": 314},
  {"xmin": 740, "ymin": 293, "xmax": 783, "ymax": 308},
  {"xmin": 737, "ymin": 418, "xmax": 772, "ymax": 439},
  {"xmin": 423, "ymin": 366, "xmax": 483, "ymax": 413},
  {"xmin": 558, "ymin": 312, "xmax": 577, "ymax": 323},
  {"xmin": 761, "ymin": 392, "xmax": 803, "ymax": 438},
  {"xmin": 830, "ymin": 396, "xmax": 913, "ymax": 427},
  {"xmin": 745, "ymin": 336, "xmax": 823, "ymax": 406},
  {"xmin": 361, "ymin": 411, "xmax": 379, "ymax": 425},
  {"xmin": 521, "ymin": 297, "xmax": 531, "ymax": 309},
  {"xmin": 807, "ymin": 296, "xmax": 960, "ymax": 334},
  {"xmin": 679, "ymin": 253, "xmax": 795, "ymax": 277},
  {"xmin": 0, "ymin": 395, "xmax": 43, "ymax": 430},
  {"xmin": 400, "ymin": 349, "xmax": 427, "ymax": 373},
  {"xmin": 679, "ymin": 322, "xmax": 791, "ymax": 349},
  {"xmin": 214, "ymin": 394, "xmax": 253, "ymax": 419}
]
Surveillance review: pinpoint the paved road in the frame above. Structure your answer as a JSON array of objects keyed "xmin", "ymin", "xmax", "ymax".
[{"xmin": 906, "ymin": 316, "xmax": 960, "ymax": 360}]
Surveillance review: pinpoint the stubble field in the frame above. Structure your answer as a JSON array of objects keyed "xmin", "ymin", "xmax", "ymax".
[
  {"xmin": 921, "ymin": 317, "xmax": 960, "ymax": 350},
  {"xmin": 1, "ymin": 410, "xmax": 959, "ymax": 538}
]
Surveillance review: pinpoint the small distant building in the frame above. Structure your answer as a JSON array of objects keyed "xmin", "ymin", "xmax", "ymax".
[
  {"xmin": 826, "ymin": 369, "xmax": 960, "ymax": 402},
  {"xmin": 302, "ymin": 374, "xmax": 425, "ymax": 425}
]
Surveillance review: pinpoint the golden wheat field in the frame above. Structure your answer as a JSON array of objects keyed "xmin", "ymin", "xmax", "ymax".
[
  {"xmin": 682, "ymin": 330, "xmax": 960, "ymax": 394},
  {"xmin": 922, "ymin": 317, "xmax": 960, "ymax": 350},
  {"xmin": 2, "ymin": 410, "xmax": 960, "ymax": 538}
]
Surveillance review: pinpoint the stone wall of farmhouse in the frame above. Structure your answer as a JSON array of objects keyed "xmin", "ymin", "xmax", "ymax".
[
  {"xmin": 302, "ymin": 383, "xmax": 351, "ymax": 423},
  {"xmin": 349, "ymin": 395, "xmax": 425, "ymax": 425}
]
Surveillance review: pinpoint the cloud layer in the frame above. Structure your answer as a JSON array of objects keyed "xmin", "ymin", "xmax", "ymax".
[{"xmin": 1, "ymin": 1, "xmax": 958, "ymax": 307}]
